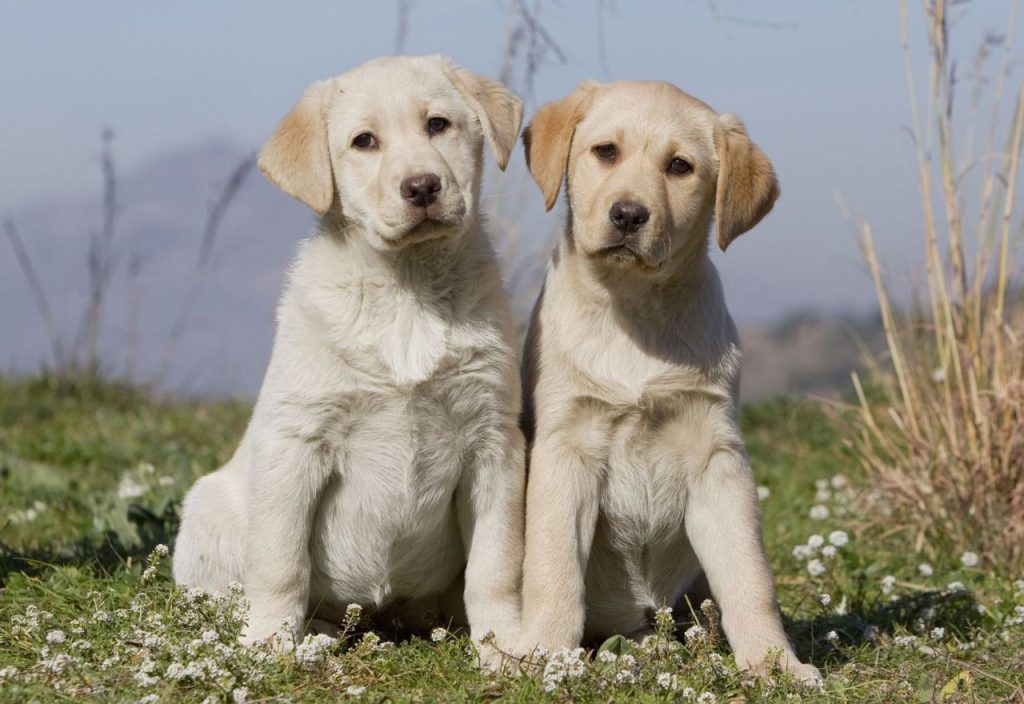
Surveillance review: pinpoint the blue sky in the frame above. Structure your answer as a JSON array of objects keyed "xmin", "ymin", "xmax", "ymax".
[{"xmin": 1, "ymin": 1, "xmax": 1020, "ymax": 320}]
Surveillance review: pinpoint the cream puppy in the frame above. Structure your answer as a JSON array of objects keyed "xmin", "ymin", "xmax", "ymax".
[
  {"xmin": 517, "ymin": 80, "xmax": 821, "ymax": 684},
  {"xmin": 172, "ymin": 56, "xmax": 525, "ymax": 668}
]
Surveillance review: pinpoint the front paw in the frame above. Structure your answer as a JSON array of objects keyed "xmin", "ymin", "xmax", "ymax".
[
  {"xmin": 741, "ymin": 651, "xmax": 823, "ymax": 690},
  {"xmin": 475, "ymin": 640, "xmax": 508, "ymax": 673},
  {"xmin": 785, "ymin": 662, "xmax": 823, "ymax": 689},
  {"xmin": 239, "ymin": 613, "xmax": 300, "ymax": 653}
]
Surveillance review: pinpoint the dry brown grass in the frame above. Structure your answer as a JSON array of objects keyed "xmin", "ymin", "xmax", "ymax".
[{"xmin": 848, "ymin": 0, "xmax": 1024, "ymax": 571}]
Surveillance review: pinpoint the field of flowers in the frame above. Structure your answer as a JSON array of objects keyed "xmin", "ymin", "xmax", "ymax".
[{"xmin": 1, "ymin": 375, "xmax": 1022, "ymax": 703}]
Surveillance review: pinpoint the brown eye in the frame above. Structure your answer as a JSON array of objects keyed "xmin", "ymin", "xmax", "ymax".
[
  {"xmin": 593, "ymin": 143, "xmax": 617, "ymax": 162},
  {"xmin": 427, "ymin": 117, "xmax": 450, "ymax": 135},
  {"xmin": 668, "ymin": 158, "xmax": 692, "ymax": 175},
  {"xmin": 352, "ymin": 133, "xmax": 376, "ymax": 149}
]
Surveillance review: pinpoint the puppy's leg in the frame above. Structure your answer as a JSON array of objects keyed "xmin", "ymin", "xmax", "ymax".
[
  {"xmin": 685, "ymin": 449, "xmax": 821, "ymax": 686},
  {"xmin": 518, "ymin": 438, "xmax": 601, "ymax": 655},
  {"xmin": 456, "ymin": 423, "xmax": 526, "ymax": 670},
  {"xmin": 240, "ymin": 435, "xmax": 332, "ymax": 650},
  {"xmin": 173, "ymin": 466, "xmax": 246, "ymax": 592}
]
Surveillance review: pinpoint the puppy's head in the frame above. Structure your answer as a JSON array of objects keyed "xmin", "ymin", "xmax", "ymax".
[
  {"xmin": 259, "ymin": 56, "xmax": 523, "ymax": 251},
  {"xmin": 524, "ymin": 81, "xmax": 778, "ymax": 271}
]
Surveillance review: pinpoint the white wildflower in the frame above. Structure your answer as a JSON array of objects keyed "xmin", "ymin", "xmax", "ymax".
[
  {"xmin": 807, "ymin": 559, "xmax": 827, "ymax": 577},
  {"xmin": 294, "ymin": 633, "xmax": 335, "ymax": 670},
  {"xmin": 134, "ymin": 672, "xmax": 158, "ymax": 687},
  {"xmin": 822, "ymin": 545, "xmax": 837, "ymax": 558},
  {"xmin": 697, "ymin": 693, "xmax": 716, "ymax": 703},
  {"xmin": 40, "ymin": 653, "xmax": 75, "ymax": 673},
  {"xmin": 345, "ymin": 685, "xmax": 366, "ymax": 697},
  {"xmin": 947, "ymin": 581, "xmax": 966, "ymax": 592},
  {"xmin": 825, "ymin": 630, "xmax": 839, "ymax": 643},
  {"xmin": 345, "ymin": 603, "xmax": 363, "ymax": 622},
  {"xmin": 684, "ymin": 624, "xmax": 706, "ymax": 644},
  {"xmin": 597, "ymin": 649, "xmax": 617, "ymax": 663},
  {"xmin": 881, "ymin": 575, "xmax": 897, "ymax": 595},
  {"xmin": 165, "ymin": 663, "xmax": 187, "ymax": 680},
  {"xmin": 807, "ymin": 534, "xmax": 825, "ymax": 549},
  {"xmin": 930, "ymin": 627, "xmax": 945, "ymax": 640},
  {"xmin": 830, "ymin": 474, "xmax": 847, "ymax": 489},
  {"xmin": 931, "ymin": 366, "xmax": 946, "ymax": 383},
  {"xmin": 118, "ymin": 474, "xmax": 146, "ymax": 500},
  {"xmin": 894, "ymin": 635, "xmax": 917, "ymax": 647},
  {"xmin": 960, "ymin": 552, "xmax": 979, "ymax": 568},
  {"xmin": 656, "ymin": 671, "xmax": 679, "ymax": 690},
  {"xmin": 757, "ymin": 485, "xmax": 771, "ymax": 501},
  {"xmin": 158, "ymin": 475, "xmax": 175, "ymax": 486},
  {"xmin": 792, "ymin": 544, "xmax": 812, "ymax": 560},
  {"xmin": 615, "ymin": 667, "xmax": 637, "ymax": 684},
  {"xmin": 152, "ymin": 544, "xmax": 169, "ymax": 557},
  {"xmin": 918, "ymin": 563, "xmax": 934, "ymax": 577},
  {"xmin": 46, "ymin": 629, "xmax": 66, "ymax": 644},
  {"xmin": 232, "ymin": 688, "xmax": 249, "ymax": 703},
  {"xmin": 0, "ymin": 666, "xmax": 18, "ymax": 680},
  {"xmin": 142, "ymin": 566, "xmax": 158, "ymax": 582},
  {"xmin": 809, "ymin": 505, "xmax": 830, "ymax": 520},
  {"xmin": 828, "ymin": 530, "xmax": 848, "ymax": 547},
  {"xmin": 430, "ymin": 627, "xmax": 447, "ymax": 642},
  {"xmin": 541, "ymin": 647, "xmax": 587, "ymax": 691},
  {"xmin": 818, "ymin": 593, "xmax": 831, "ymax": 607}
]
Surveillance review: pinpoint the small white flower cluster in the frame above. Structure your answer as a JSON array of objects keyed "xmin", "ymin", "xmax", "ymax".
[
  {"xmin": 541, "ymin": 647, "xmax": 587, "ymax": 691},
  {"xmin": 656, "ymin": 671, "xmax": 679, "ymax": 690},
  {"xmin": 294, "ymin": 633, "xmax": 337, "ymax": 671},
  {"xmin": 793, "ymin": 530, "xmax": 849, "ymax": 577},
  {"xmin": 960, "ymin": 551, "xmax": 980, "ymax": 568},
  {"xmin": 8, "ymin": 500, "xmax": 48, "ymax": 524},
  {"xmin": 683, "ymin": 624, "xmax": 706, "ymax": 645},
  {"xmin": 808, "ymin": 476, "xmax": 854, "ymax": 520},
  {"xmin": 613, "ymin": 653, "xmax": 638, "ymax": 684},
  {"xmin": 430, "ymin": 627, "xmax": 448, "ymax": 643},
  {"xmin": 112, "ymin": 464, "xmax": 180, "ymax": 501}
]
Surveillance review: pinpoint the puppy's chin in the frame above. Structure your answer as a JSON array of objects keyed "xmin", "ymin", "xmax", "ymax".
[
  {"xmin": 373, "ymin": 217, "xmax": 464, "ymax": 251},
  {"xmin": 587, "ymin": 245, "xmax": 663, "ymax": 272}
]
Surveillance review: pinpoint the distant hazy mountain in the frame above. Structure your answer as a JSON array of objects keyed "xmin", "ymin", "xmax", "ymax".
[{"xmin": 1, "ymin": 138, "xmax": 880, "ymax": 401}]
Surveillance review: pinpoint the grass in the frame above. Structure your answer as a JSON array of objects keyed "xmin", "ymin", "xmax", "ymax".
[
  {"xmin": 1, "ymin": 377, "xmax": 1022, "ymax": 702},
  {"xmin": 850, "ymin": 0, "xmax": 1024, "ymax": 572}
]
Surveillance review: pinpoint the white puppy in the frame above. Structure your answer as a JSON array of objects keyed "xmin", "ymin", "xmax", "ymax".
[
  {"xmin": 172, "ymin": 56, "xmax": 526, "ymax": 667},
  {"xmin": 517, "ymin": 81, "xmax": 821, "ymax": 684}
]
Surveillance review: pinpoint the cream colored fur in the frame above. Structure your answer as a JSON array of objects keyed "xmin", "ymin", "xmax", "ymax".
[
  {"xmin": 517, "ymin": 80, "xmax": 821, "ymax": 685},
  {"xmin": 172, "ymin": 56, "xmax": 526, "ymax": 670}
]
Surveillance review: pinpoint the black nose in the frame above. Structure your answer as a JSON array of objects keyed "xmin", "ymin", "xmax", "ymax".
[
  {"xmin": 400, "ymin": 173, "xmax": 442, "ymax": 207},
  {"xmin": 609, "ymin": 201, "xmax": 650, "ymax": 234}
]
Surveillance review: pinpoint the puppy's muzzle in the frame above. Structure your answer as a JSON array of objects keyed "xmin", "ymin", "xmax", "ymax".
[{"xmin": 401, "ymin": 173, "xmax": 442, "ymax": 208}]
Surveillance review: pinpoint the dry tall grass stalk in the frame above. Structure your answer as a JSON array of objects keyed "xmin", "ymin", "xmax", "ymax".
[{"xmin": 849, "ymin": 0, "xmax": 1024, "ymax": 570}]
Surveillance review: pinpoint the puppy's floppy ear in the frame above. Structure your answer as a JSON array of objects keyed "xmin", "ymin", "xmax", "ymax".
[
  {"xmin": 714, "ymin": 113, "xmax": 779, "ymax": 251},
  {"xmin": 258, "ymin": 80, "xmax": 335, "ymax": 215},
  {"xmin": 523, "ymin": 81, "xmax": 598, "ymax": 211},
  {"xmin": 441, "ymin": 60, "xmax": 524, "ymax": 171}
]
